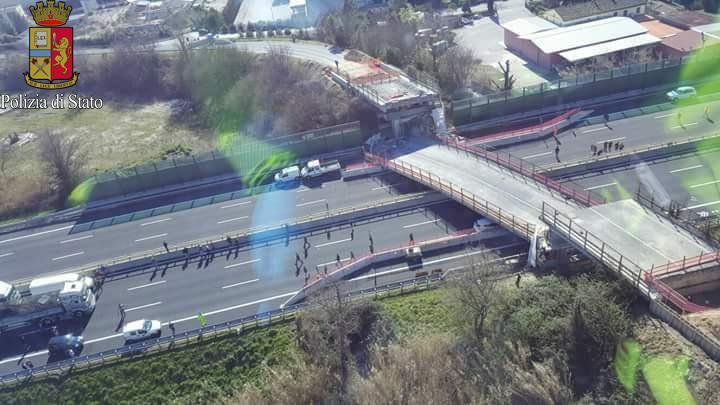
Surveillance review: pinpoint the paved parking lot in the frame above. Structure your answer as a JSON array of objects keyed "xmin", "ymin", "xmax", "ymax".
[{"xmin": 453, "ymin": 0, "xmax": 554, "ymax": 89}]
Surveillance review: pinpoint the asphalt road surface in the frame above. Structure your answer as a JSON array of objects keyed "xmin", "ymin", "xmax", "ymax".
[
  {"xmin": 0, "ymin": 174, "xmax": 424, "ymax": 282},
  {"xmin": 0, "ymin": 204, "xmax": 526, "ymax": 374},
  {"xmin": 496, "ymin": 100, "xmax": 720, "ymax": 168},
  {"xmin": 564, "ymin": 149, "xmax": 720, "ymax": 215}
]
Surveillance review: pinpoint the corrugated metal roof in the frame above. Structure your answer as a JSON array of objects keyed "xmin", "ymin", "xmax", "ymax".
[
  {"xmin": 559, "ymin": 33, "xmax": 660, "ymax": 62},
  {"xmin": 553, "ymin": 0, "xmax": 646, "ymax": 21},
  {"xmin": 692, "ymin": 23, "xmax": 720, "ymax": 40},
  {"xmin": 520, "ymin": 17, "xmax": 648, "ymax": 54},
  {"xmin": 289, "ymin": 0, "xmax": 306, "ymax": 7},
  {"xmin": 501, "ymin": 17, "xmax": 557, "ymax": 36}
]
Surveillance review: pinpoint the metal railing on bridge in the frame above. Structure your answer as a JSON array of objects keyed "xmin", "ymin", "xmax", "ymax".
[
  {"xmin": 635, "ymin": 187, "xmax": 720, "ymax": 248},
  {"xmin": 540, "ymin": 202, "xmax": 712, "ymax": 313},
  {"xmin": 441, "ymin": 137, "xmax": 605, "ymax": 207},
  {"xmin": 365, "ymin": 152, "xmax": 535, "ymax": 240}
]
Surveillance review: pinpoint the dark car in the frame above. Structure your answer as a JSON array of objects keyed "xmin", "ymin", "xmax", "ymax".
[{"xmin": 48, "ymin": 334, "xmax": 84, "ymax": 358}]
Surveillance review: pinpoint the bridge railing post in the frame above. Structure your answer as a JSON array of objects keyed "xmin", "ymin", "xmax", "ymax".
[{"xmin": 600, "ymin": 242, "xmax": 606, "ymax": 262}]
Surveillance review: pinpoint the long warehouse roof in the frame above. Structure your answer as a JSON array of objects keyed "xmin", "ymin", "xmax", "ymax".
[
  {"xmin": 559, "ymin": 33, "xmax": 660, "ymax": 62},
  {"xmin": 519, "ymin": 17, "xmax": 648, "ymax": 54},
  {"xmin": 502, "ymin": 16, "xmax": 557, "ymax": 36}
]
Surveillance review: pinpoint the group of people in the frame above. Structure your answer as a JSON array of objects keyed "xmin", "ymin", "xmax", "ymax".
[{"xmin": 591, "ymin": 140, "xmax": 624, "ymax": 156}]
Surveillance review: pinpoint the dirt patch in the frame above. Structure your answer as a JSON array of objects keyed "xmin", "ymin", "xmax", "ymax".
[
  {"xmin": 686, "ymin": 310, "xmax": 720, "ymax": 341},
  {"xmin": 344, "ymin": 49, "xmax": 370, "ymax": 63},
  {"xmin": 634, "ymin": 313, "xmax": 720, "ymax": 404}
]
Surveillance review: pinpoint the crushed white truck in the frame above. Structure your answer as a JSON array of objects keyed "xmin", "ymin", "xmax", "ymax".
[{"xmin": 0, "ymin": 273, "xmax": 96, "ymax": 335}]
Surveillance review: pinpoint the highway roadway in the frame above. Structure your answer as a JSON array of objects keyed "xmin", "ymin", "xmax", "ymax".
[
  {"xmin": 0, "ymin": 203, "xmax": 527, "ymax": 373},
  {"xmin": 563, "ymin": 148, "xmax": 720, "ymax": 214},
  {"xmin": 0, "ymin": 174, "xmax": 426, "ymax": 282},
  {"xmin": 494, "ymin": 100, "xmax": 720, "ymax": 168}
]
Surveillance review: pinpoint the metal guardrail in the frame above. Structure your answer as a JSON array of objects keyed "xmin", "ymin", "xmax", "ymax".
[
  {"xmin": 634, "ymin": 187, "xmax": 720, "ymax": 249},
  {"xmin": 365, "ymin": 152, "xmax": 535, "ymax": 241},
  {"xmin": 0, "ymin": 273, "xmax": 444, "ymax": 388},
  {"xmin": 457, "ymin": 108, "xmax": 580, "ymax": 140},
  {"xmin": 12, "ymin": 192, "xmax": 446, "ymax": 287},
  {"xmin": 644, "ymin": 274, "xmax": 711, "ymax": 313},
  {"xmin": 441, "ymin": 137, "xmax": 605, "ymax": 207},
  {"xmin": 540, "ymin": 132, "xmax": 720, "ymax": 174}
]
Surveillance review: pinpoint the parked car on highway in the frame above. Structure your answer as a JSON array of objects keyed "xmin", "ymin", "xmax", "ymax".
[
  {"xmin": 48, "ymin": 334, "xmax": 84, "ymax": 358},
  {"xmin": 473, "ymin": 218, "xmax": 497, "ymax": 232},
  {"xmin": 122, "ymin": 319, "xmax": 162, "ymax": 343},
  {"xmin": 666, "ymin": 86, "xmax": 696, "ymax": 102}
]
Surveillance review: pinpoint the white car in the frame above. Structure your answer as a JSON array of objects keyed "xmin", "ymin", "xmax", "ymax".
[
  {"xmin": 666, "ymin": 86, "xmax": 696, "ymax": 102},
  {"xmin": 122, "ymin": 319, "xmax": 162, "ymax": 342},
  {"xmin": 473, "ymin": 218, "xmax": 497, "ymax": 232}
]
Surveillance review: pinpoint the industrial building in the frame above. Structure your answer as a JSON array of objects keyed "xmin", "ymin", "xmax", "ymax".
[
  {"xmin": 542, "ymin": 0, "xmax": 647, "ymax": 26},
  {"xmin": 503, "ymin": 16, "xmax": 660, "ymax": 69}
]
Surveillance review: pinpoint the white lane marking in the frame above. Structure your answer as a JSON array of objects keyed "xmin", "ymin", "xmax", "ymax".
[
  {"xmin": 403, "ymin": 219, "xmax": 440, "ymax": 229},
  {"xmin": 317, "ymin": 257, "xmax": 352, "ymax": 267},
  {"xmin": 0, "ymin": 292, "xmax": 300, "ymax": 365},
  {"xmin": 172, "ymin": 291, "xmax": 298, "ymax": 322},
  {"xmin": 684, "ymin": 199, "xmax": 720, "ymax": 210},
  {"xmin": 315, "ymin": 238, "xmax": 351, "ymax": 248},
  {"xmin": 135, "ymin": 233, "xmax": 168, "ymax": 242},
  {"xmin": 225, "ymin": 259, "xmax": 261, "ymax": 269},
  {"xmin": 522, "ymin": 151, "xmax": 552, "ymax": 159},
  {"xmin": 0, "ymin": 225, "xmax": 73, "ymax": 245},
  {"xmin": 296, "ymin": 199, "xmax": 326, "ymax": 207},
  {"xmin": 59, "ymin": 234, "xmax": 94, "ymax": 244},
  {"xmin": 140, "ymin": 218, "xmax": 173, "ymax": 227},
  {"xmin": 125, "ymin": 301, "xmax": 162, "ymax": 312},
  {"xmin": 350, "ymin": 243, "xmax": 525, "ymax": 281},
  {"xmin": 296, "ymin": 188, "xmax": 312, "ymax": 193},
  {"xmin": 221, "ymin": 201, "xmax": 253, "ymax": 209},
  {"xmin": 583, "ymin": 127, "xmax": 609, "ymax": 134},
  {"xmin": 597, "ymin": 136, "xmax": 625, "ymax": 144},
  {"xmin": 51, "ymin": 251, "xmax": 85, "ymax": 261},
  {"xmin": 690, "ymin": 179, "xmax": 720, "ymax": 189},
  {"xmin": 584, "ymin": 182, "xmax": 617, "ymax": 191},
  {"xmin": 222, "ymin": 278, "xmax": 260, "ymax": 289},
  {"xmin": 127, "ymin": 280, "xmax": 167, "ymax": 291},
  {"xmin": 217, "ymin": 216, "xmax": 248, "ymax": 225},
  {"xmin": 671, "ymin": 122, "xmax": 698, "ymax": 130},
  {"xmin": 0, "ymin": 252, "xmax": 14, "ymax": 259},
  {"xmin": 670, "ymin": 164, "xmax": 703, "ymax": 173},
  {"xmin": 372, "ymin": 183, "xmax": 402, "ymax": 190},
  {"xmin": 654, "ymin": 113, "xmax": 675, "ymax": 119}
]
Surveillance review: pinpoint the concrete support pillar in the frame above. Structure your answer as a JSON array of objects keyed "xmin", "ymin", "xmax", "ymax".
[{"xmin": 392, "ymin": 119, "xmax": 403, "ymax": 139}]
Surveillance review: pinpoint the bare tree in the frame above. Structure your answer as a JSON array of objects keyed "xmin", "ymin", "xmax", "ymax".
[
  {"xmin": 437, "ymin": 47, "xmax": 477, "ymax": 96},
  {"xmin": 38, "ymin": 131, "xmax": 87, "ymax": 206},
  {"xmin": 447, "ymin": 251, "xmax": 505, "ymax": 341}
]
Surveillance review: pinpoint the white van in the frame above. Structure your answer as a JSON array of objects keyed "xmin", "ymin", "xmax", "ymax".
[{"xmin": 274, "ymin": 166, "xmax": 301, "ymax": 183}]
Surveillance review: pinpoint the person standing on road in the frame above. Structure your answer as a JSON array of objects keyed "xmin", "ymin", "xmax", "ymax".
[
  {"xmin": 350, "ymin": 226, "xmax": 354, "ymax": 240},
  {"xmin": 409, "ymin": 233, "xmax": 414, "ymax": 244},
  {"xmin": 169, "ymin": 321, "xmax": 176, "ymax": 336},
  {"xmin": 117, "ymin": 304, "xmax": 126, "ymax": 331},
  {"xmin": 163, "ymin": 241, "xmax": 169, "ymax": 253}
]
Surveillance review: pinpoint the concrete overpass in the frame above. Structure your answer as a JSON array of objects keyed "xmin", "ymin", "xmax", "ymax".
[
  {"xmin": 325, "ymin": 59, "xmax": 443, "ymax": 138},
  {"xmin": 366, "ymin": 134, "xmax": 717, "ymax": 312}
]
